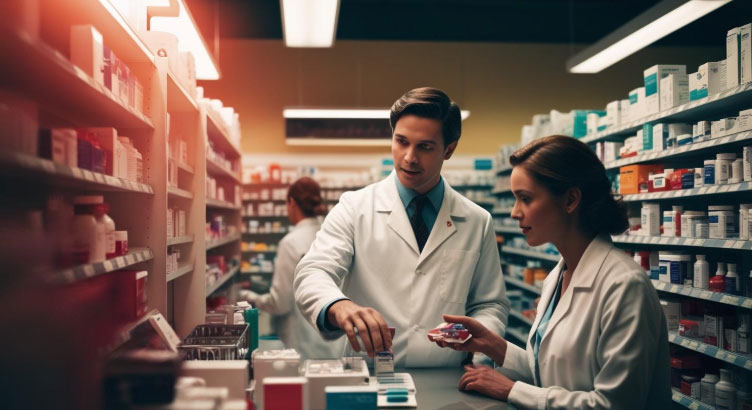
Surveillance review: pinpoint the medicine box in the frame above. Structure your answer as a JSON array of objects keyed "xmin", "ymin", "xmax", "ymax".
[
  {"xmin": 742, "ymin": 24, "xmax": 752, "ymax": 84},
  {"xmin": 727, "ymin": 27, "xmax": 741, "ymax": 89},
  {"xmin": 252, "ymin": 349, "xmax": 301, "ymax": 410},
  {"xmin": 660, "ymin": 300, "xmax": 680, "ymax": 331},
  {"xmin": 70, "ymin": 25, "xmax": 104, "ymax": 87},
  {"xmin": 689, "ymin": 61, "xmax": 726, "ymax": 101},
  {"xmin": 303, "ymin": 358, "xmax": 370, "ymax": 410},
  {"xmin": 326, "ymin": 386, "xmax": 378, "ymax": 410},
  {"xmin": 38, "ymin": 128, "xmax": 77, "ymax": 167},
  {"xmin": 620, "ymin": 164, "xmax": 664, "ymax": 195},
  {"xmin": 652, "ymin": 124, "xmax": 669, "ymax": 151},
  {"xmin": 85, "ymin": 128, "xmax": 119, "ymax": 177},
  {"xmin": 181, "ymin": 361, "xmax": 249, "ymax": 400},
  {"xmin": 628, "ymin": 87, "xmax": 645, "ymax": 122},
  {"xmin": 659, "ymin": 73, "xmax": 688, "ymax": 111},
  {"xmin": 606, "ymin": 100, "xmax": 621, "ymax": 129},
  {"xmin": 643, "ymin": 65, "xmax": 686, "ymax": 116},
  {"xmin": 620, "ymin": 98, "xmax": 631, "ymax": 124},
  {"xmin": 264, "ymin": 377, "xmax": 309, "ymax": 410},
  {"xmin": 141, "ymin": 31, "xmax": 180, "ymax": 76}
]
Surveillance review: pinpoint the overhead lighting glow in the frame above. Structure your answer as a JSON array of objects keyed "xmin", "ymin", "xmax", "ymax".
[
  {"xmin": 281, "ymin": 0, "xmax": 340, "ymax": 48},
  {"xmin": 283, "ymin": 109, "xmax": 471, "ymax": 120},
  {"xmin": 149, "ymin": 0, "xmax": 220, "ymax": 80},
  {"xmin": 568, "ymin": 0, "xmax": 731, "ymax": 73}
]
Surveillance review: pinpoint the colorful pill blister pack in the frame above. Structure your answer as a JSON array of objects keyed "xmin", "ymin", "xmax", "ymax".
[
  {"xmin": 427, "ymin": 322, "xmax": 472, "ymax": 344},
  {"xmin": 372, "ymin": 373, "xmax": 417, "ymax": 408}
]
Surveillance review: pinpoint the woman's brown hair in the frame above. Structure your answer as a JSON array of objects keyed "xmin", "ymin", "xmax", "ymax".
[
  {"xmin": 288, "ymin": 177, "xmax": 325, "ymax": 217},
  {"xmin": 510, "ymin": 135, "xmax": 628, "ymax": 236}
]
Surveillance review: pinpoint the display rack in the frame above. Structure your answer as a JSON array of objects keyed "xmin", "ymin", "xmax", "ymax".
[
  {"xmin": 206, "ymin": 265, "xmax": 240, "ymax": 296},
  {"xmin": 669, "ymin": 331, "xmax": 752, "ymax": 370},
  {"xmin": 501, "ymin": 246, "xmax": 560, "ymax": 263},
  {"xmin": 504, "ymin": 276, "xmax": 542, "ymax": 296},
  {"xmin": 671, "ymin": 390, "xmax": 715, "ymax": 410},
  {"xmin": 612, "ymin": 235, "xmax": 752, "ymax": 250},
  {"xmin": 651, "ymin": 280, "xmax": 752, "ymax": 309}
]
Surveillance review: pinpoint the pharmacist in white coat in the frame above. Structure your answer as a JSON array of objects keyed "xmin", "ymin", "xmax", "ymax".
[
  {"xmin": 435, "ymin": 135, "xmax": 671, "ymax": 409},
  {"xmin": 294, "ymin": 87, "xmax": 509, "ymax": 367},
  {"xmin": 240, "ymin": 177, "xmax": 343, "ymax": 360}
]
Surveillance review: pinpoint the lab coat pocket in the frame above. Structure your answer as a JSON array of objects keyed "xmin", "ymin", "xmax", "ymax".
[{"xmin": 439, "ymin": 250, "xmax": 480, "ymax": 304}]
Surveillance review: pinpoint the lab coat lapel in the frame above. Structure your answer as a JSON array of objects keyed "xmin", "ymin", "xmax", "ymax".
[
  {"xmin": 417, "ymin": 182, "xmax": 459, "ymax": 265},
  {"xmin": 379, "ymin": 175, "xmax": 421, "ymax": 255},
  {"xmin": 528, "ymin": 260, "xmax": 565, "ymax": 344}
]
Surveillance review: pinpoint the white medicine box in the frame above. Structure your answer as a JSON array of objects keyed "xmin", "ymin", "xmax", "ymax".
[
  {"xmin": 70, "ymin": 25, "xmax": 104, "ymax": 87},
  {"xmin": 689, "ymin": 61, "xmax": 726, "ymax": 101},
  {"xmin": 741, "ymin": 23, "xmax": 752, "ymax": 85},
  {"xmin": 727, "ymin": 27, "xmax": 742, "ymax": 89},
  {"xmin": 643, "ymin": 65, "xmax": 686, "ymax": 116},
  {"xmin": 659, "ymin": 73, "xmax": 688, "ymax": 111}
]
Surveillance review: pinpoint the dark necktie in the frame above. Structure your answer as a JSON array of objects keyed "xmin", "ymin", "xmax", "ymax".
[{"xmin": 410, "ymin": 196, "xmax": 430, "ymax": 252}]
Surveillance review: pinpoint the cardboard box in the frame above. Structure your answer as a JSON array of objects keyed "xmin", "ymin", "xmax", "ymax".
[
  {"xmin": 652, "ymin": 124, "xmax": 669, "ymax": 151},
  {"xmin": 660, "ymin": 300, "xmax": 681, "ymax": 331},
  {"xmin": 741, "ymin": 24, "xmax": 752, "ymax": 84},
  {"xmin": 620, "ymin": 164, "xmax": 664, "ymax": 195},
  {"xmin": 70, "ymin": 25, "xmax": 104, "ymax": 86},
  {"xmin": 606, "ymin": 100, "xmax": 621, "ymax": 129},
  {"xmin": 689, "ymin": 61, "xmax": 727, "ymax": 101},
  {"xmin": 660, "ymin": 73, "xmax": 688, "ymax": 111},
  {"xmin": 644, "ymin": 65, "xmax": 686, "ymax": 116},
  {"xmin": 620, "ymin": 98, "xmax": 631, "ymax": 124},
  {"xmin": 628, "ymin": 87, "xmax": 645, "ymax": 121},
  {"xmin": 264, "ymin": 377, "xmax": 308, "ymax": 410},
  {"xmin": 727, "ymin": 27, "xmax": 741, "ymax": 89},
  {"xmin": 180, "ymin": 361, "xmax": 249, "ymax": 400}
]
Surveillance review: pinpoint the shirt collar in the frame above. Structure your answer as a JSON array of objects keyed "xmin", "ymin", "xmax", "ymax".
[{"xmin": 394, "ymin": 173, "xmax": 444, "ymax": 211}]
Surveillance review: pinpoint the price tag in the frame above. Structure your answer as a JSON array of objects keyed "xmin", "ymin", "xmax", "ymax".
[
  {"xmin": 715, "ymin": 350, "xmax": 725, "ymax": 359},
  {"xmin": 720, "ymin": 185, "xmax": 730, "ymax": 192},
  {"xmin": 103, "ymin": 260, "xmax": 113, "ymax": 272},
  {"xmin": 125, "ymin": 255, "xmax": 135, "ymax": 265},
  {"xmin": 670, "ymin": 285, "xmax": 680, "ymax": 293},
  {"xmin": 709, "ymin": 186, "xmax": 719, "ymax": 193},
  {"xmin": 71, "ymin": 168, "xmax": 84, "ymax": 179},
  {"xmin": 681, "ymin": 339, "xmax": 691, "ymax": 347},
  {"xmin": 697, "ymin": 344, "xmax": 707, "ymax": 353},
  {"xmin": 734, "ymin": 241, "xmax": 745, "ymax": 249},
  {"xmin": 40, "ymin": 160, "xmax": 55, "ymax": 173},
  {"xmin": 745, "ymin": 361, "xmax": 752, "ymax": 370},
  {"xmin": 82, "ymin": 264, "xmax": 95, "ymax": 278},
  {"xmin": 94, "ymin": 173, "xmax": 104, "ymax": 183},
  {"xmin": 743, "ymin": 299, "xmax": 752, "ymax": 308},
  {"xmin": 689, "ymin": 341, "xmax": 699, "ymax": 350},
  {"xmin": 689, "ymin": 402, "xmax": 699, "ymax": 410}
]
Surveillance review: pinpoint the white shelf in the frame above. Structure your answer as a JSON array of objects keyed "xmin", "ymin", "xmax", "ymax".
[
  {"xmin": 205, "ymin": 107, "xmax": 242, "ymax": 159},
  {"xmin": 167, "ymin": 263, "xmax": 194, "ymax": 282},
  {"xmin": 504, "ymin": 275, "xmax": 542, "ymax": 295},
  {"xmin": 581, "ymin": 82, "xmax": 752, "ymax": 145},
  {"xmin": 496, "ymin": 226, "xmax": 522, "ymax": 235},
  {"xmin": 0, "ymin": 26, "xmax": 153, "ymax": 130},
  {"xmin": 54, "ymin": 248, "xmax": 153, "ymax": 284},
  {"xmin": 492, "ymin": 207, "xmax": 513, "ymax": 215},
  {"xmin": 668, "ymin": 331, "xmax": 752, "ymax": 371},
  {"xmin": 505, "ymin": 327, "xmax": 529, "ymax": 343},
  {"xmin": 206, "ymin": 232, "xmax": 241, "ymax": 251},
  {"xmin": 621, "ymin": 181, "xmax": 752, "ymax": 202},
  {"xmin": 167, "ymin": 235, "xmax": 193, "ymax": 246},
  {"xmin": 0, "ymin": 151, "xmax": 154, "ymax": 194},
  {"xmin": 501, "ymin": 246, "xmax": 561, "ymax": 262},
  {"xmin": 604, "ymin": 130, "xmax": 752, "ymax": 170},
  {"xmin": 509, "ymin": 309, "xmax": 534, "ymax": 327},
  {"xmin": 612, "ymin": 235, "xmax": 752, "ymax": 250},
  {"xmin": 168, "ymin": 185, "xmax": 193, "ymax": 199},
  {"xmin": 206, "ymin": 157, "xmax": 241, "ymax": 183},
  {"xmin": 206, "ymin": 265, "xmax": 239, "ymax": 296},
  {"xmin": 651, "ymin": 280, "xmax": 752, "ymax": 310},
  {"xmin": 167, "ymin": 70, "xmax": 198, "ymax": 113},
  {"xmin": 671, "ymin": 389, "xmax": 715, "ymax": 410},
  {"xmin": 206, "ymin": 198, "xmax": 241, "ymax": 210}
]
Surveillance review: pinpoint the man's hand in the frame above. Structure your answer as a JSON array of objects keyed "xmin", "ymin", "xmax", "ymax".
[
  {"xmin": 327, "ymin": 300, "xmax": 392, "ymax": 357},
  {"xmin": 458, "ymin": 365, "xmax": 515, "ymax": 401},
  {"xmin": 238, "ymin": 289, "xmax": 260, "ymax": 305},
  {"xmin": 434, "ymin": 314, "xmax": 508, "ymax": 366}
]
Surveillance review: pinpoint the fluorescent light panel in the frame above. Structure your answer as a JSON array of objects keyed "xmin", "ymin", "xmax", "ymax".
[
  {"xmin": 281, "ymin": 0, "xmax": 340, "ymax": 47},
  {"xmin": 568, "ymin": 0, "xmax": 731, "ymax": 74},
  {"xmin": 149, "ymin": 0, "xmax": 220, "ymax": 79},
  {"xmin": 283, "ymin": 109, "xmax": 471, "ymax": 120}
]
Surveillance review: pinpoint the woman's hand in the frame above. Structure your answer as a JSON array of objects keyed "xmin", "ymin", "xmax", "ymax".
[
  {"xmin": 434, "ymin": 314, "xmax": 508, "ymax": 366},
  {"xmin": 458, "ymin": 365, "xmax": 515, "ymax": 401}
]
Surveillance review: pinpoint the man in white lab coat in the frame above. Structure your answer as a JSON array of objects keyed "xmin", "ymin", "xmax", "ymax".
[{"xmin": 294, "ymin": 87, "xmax": 509, "ymax": 367}]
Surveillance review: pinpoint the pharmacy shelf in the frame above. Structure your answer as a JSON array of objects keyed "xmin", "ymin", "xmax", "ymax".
[
  {"xmin": 0, "ymin": 151, "xmax": 154, "ymax": 194},
  {"xmin": 206, "ymin": 232, "xmax": 241, "ymax": 251},
  {"xmin": 240, "ymin": 269, "xmax": 274, "ymax": 275},
  {"xmin": 243, "ymin": 199, "xmax": 288, "ymax": 204},
  {"xmin": 206, "ymin": 265, "xmax": 239, "ymax": 296},
  {"xmin": 501, "ymin": 246, "xmax": 561, "ymax": 263},
  {"xmin": 166, "ymin": 263, "xmax": 194, "ymax": 282},
  {"xmin": 206, "ymin": 157, "xmax": 241, "ymax": 183},
  {"xmin": 509, "ymin": 309, "xmax": 534, "ymax": 327},
  {"xmin": 621, "ymin": 181, "xmax": 752, "ymax": 202},
  {"xmin": 612, "ymin": 235, "xmax": 752, "ymax": 251},
  {"xmin": 668, "ymin": 331, "xmax": 752, "ymax": 371},
  {"xmin": 242, "ymin": 249, "xmax": 277, "ymax": 255},
  {"xmin": 206, "ymin": 108, "xmax": 242, "ymax": 159},
  {"xmin": 168, "ymin": 185, "xmax": 193, "ymax": 200},
  {"xmin": 604, "ymin": 130, "xmax": 752, "ymax": 170},
  {"xmin": 492, "ymin": 188, "xmax": 512, "ymax": 196},
  {"xmin": 671, "ymin": 390, "xmax": 715, "ymax": 410},
  {"xmin": 506, "ymin": 327, "xmax": 529, "ymax": 343},
  {"xmin": 473, "ymin": 200, "xmax": 496, "ymax": 208},
  {"xmin": 496, "ymin": 165, "xmax": 513, "ymax": 175},
  {"xmin": 496, "ymin": 226, "xmax": 522, "ymax": 235},
  {"xmin": 242, "ymin": 215, "xmax": 288, "ymax": 219},
  {"xmin": 242, "ymin": 231, "xmax": 288, "ymax": 236},
  {"xmin": 492, "ymin": 207, "xmax": 513, "ymax": 215},
  {"xmin": 206, "ymin": 198, "xmax": 241, "ymax": 210},
  {"xmin": 167, "ymin": 235, "xmax": 193, "ymax": 246},
  {"xmin": 322, "ymin": 186, "xmax": 364, "ymax": 191},
  {"xmin": 0, "ymin": 26, "xmax": 153, "ymax": 130},
  {"xmin": 581, "ymin": 82, "xmax": 752, "ymax": 145},
  {"xmin": 54, "ymin": 248, "xmax": 153, "ymax": 284},
  {"xmin": 176, "ymin": 161, "xmax": 195, "ymax": 175},
  {"xmin": 504, "ymin": 275, "xmax": 542, "ymax": 295},
  {"xmin": 167, "ymin": 70, "xmax": 198, "ymax": 113},
  {"xmin": 652, "ymin": 280, "xmax": 752, "ymax": 310}
]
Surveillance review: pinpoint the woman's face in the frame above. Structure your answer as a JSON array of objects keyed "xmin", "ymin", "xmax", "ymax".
[{"xmin": 510, "ymin": 166, "xmax": 570, "ymax": 247}]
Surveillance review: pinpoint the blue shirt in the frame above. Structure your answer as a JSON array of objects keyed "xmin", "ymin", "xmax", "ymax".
[
  {"xmin": 533, "ymin": 271, "xmax": 564, "ymax": 386},
  {"xmin": 316, "ymin": 175, "xmax": 446, "ymax": 331}
]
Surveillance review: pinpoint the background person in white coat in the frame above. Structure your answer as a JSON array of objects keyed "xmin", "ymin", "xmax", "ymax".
[
  {"xmin": 240, "ymin": 177, "xmax": 343, "ymax": 360},
  {"xmin": 294, "ymin": 87, "xmax": 509, "ymax": 367},
  {"xmin": 435, "ymin": 135, "xmax": 671, "ymax": 409}
]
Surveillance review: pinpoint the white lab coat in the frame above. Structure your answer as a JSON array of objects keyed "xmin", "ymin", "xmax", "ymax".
[
  {"xmin": 254, "ymin": 217, "xmax": 344, "ymax": 360},
  {"xmin": 294, "ymin": 172, "xmax": 509, "ymax": 367},
  {"xmin": 501, "ymin": 235, "xmax": 671, "ymax": 410}
]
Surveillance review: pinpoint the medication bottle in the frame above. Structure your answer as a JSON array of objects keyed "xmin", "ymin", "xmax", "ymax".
[
  {"xmin": 716, "ymin": 153, "xmax": 736, "ymax": 184},
  {"xmin": 705, "ymin": 160, "xmax": 716, "ymax": 185},
  {"xmin": 72, "ymin": 195, "xmax": 106, "ymax": 263},
  {"xmin": 731, "ymin": 158, "xmax": 743, "ymax": 184},
  {"xmin": 744, "ymin": 145, "xmax": 751, "ymax": 181},
  {"xmin": 738, "ymin": 315, "xmax": 750, "ymax": 354},
  {"xmin": 693, "ymin": 255, "xmax": 709, "ymax": 289},
  {"xmin": 99, "ymin": 203, "xmax": 116, "ymax": 259},
  {"xmin": 702, "ymin": 372, "xmax": 719, "ymax": 406},
  {"xmin": 715, "ymin": 369, "xmax": 736, "ymax": 410},
  {"xmin": 726, "ymin": 263, "xmax": 740, "ymax": 295},
  {"xmin": 710, "ymin": 262, "xmax": 727, "ymax": 293}
]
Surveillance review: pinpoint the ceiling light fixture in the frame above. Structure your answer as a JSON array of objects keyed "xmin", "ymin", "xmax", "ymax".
[
  {"xmin": 283, "ymin": 108, "xmax": 471, "ymax": 120},
  {"xmin": 280, "ymin": 0, "xmax": 340, "ymax": 48},
  {"xmin": 567, "ymin": 0, "xmax": 731, "ymax": 74}
]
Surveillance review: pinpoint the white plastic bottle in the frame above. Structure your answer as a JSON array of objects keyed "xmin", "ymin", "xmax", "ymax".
[
  {"xmin": 727, "ymin": 263, "xmax": 740, "ymax": 295},
  {"xmin": 694, "ymin": 255, "xmax": 710, "ymax": 289},
  {"xmin": 72, "ymin": 196, "xmax": 106, "ymax": 263},
  {"xmin": 702, "ymin": 372, "xmax": 720, "ymax": 406},
  {"xmin": 100, "ymin": 203, "xmax": 117, "ymax": 259},
  {"xmin": 716, "ymin": 369, "xmax": 737, "ymax": 410},
  {"xmin": 738, "ymin": 315, "xmax": 750, "ymax": 355}
]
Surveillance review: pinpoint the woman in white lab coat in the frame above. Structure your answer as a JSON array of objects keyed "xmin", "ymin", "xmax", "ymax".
[
  {"xmin": 240, "ymin": 177, "xmax": 343, "ymax": 360},
  {"xmin": 435, "ymin": 135, "xmax": 671, "ymax": 409}
]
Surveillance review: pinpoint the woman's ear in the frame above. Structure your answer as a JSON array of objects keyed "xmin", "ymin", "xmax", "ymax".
[{"xmin": 565, "ymin": 187, "xmax": 581, "ymax": 214}]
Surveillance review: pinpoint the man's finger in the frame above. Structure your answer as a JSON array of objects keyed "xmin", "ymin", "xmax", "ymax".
[
  {"xmin": 360, "ymin": 313, "xmax": 385, "ymax": 353},
  {"xmin": 343, "ymin": 320, "xmax": 360, "ymax": 352},
  {"xmin": 352, "ymin": 317, "xmax": 374, "ymax": 357},
  {"xmin": 371, "ymin": 310, "xmax": 392, "ymax": 350}
]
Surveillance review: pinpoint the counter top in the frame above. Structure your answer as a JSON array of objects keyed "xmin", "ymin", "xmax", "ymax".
[{"xmin": 409, "ymin": 367, "xmax": 509, "ymax": 409}]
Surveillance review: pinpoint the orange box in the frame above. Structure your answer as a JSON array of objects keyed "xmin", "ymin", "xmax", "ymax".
[{"xmin": 619, "ymin": 164, "xmax": 664, "ymax": 195}]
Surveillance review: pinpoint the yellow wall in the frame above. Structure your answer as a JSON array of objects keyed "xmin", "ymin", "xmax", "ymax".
[{"xmin": 199, "ymin": 39, "xmax": 720, "ymax": 156}]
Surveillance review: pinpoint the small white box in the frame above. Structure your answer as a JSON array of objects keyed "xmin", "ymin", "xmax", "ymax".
[
  {"xmin": 652, "ymin": 124, "xmax": 669, "ymax": 151},
  {"xmin": 70, "ymin": 25, "xmax": 104, "ymax": 86},
  {"xmin": 140, "ymin": 31, "xmax": 180, "ymax": 75},
  {"xmin": 167, "ymin": 208, "xmax": 174, "ymax": 238},
  {"xmin": 606, "ymin": 100, "xmax": 621, "ymax": 129},
  {"xmin": 690, "ymin": 61, "xmax": 727, "ymax": 101},
  {"xmin": 741, "ymin": 24, "xmax": 752, "ymax": 85},
  {"xmin": 620, "ymin": 98, "xmax": 631, "ymax": 124},
  {"xmin": 727, "ymin": 27, "xmax": 742, "ymax": 89},
  {"xmin": 180, "ymin": 361, "xmax": 249, "ymax": 400},
  {"xmin": 661, "ymin": 300, "xmax": 681, "ymax": 331},
  {"xmin": 644, "ymin": 65, "xmax": 686, "ymax": 116},
  {"xmin": 711, "ymin": 117, "xmax": 737, "ymax": 138},
  {"xmin": 303, "ymin": 358, "xmax": 370, "ymax": 410},
  {"xmin": 252, "ymin": 349, "xmax": 301, "ymax": 410},
  {"xmin": 659, "ymin": 73, "xmax": 688, "ymax": 111},
  {"xmin": 177, "ymin": 210, "xmax": 186, "ymax": 237},
  {"xmin": 629, "ymin": 87, "xmax": 646, "ymax": 121}
]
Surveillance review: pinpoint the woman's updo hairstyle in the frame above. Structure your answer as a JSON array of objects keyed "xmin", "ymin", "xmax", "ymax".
[
  {"xmin": 287, "ymin": 177, "xmax": 326, "ymax": 217},
  {"xmin": 509, "ymin": 135, "xmax": 628, "ymax": 236}
]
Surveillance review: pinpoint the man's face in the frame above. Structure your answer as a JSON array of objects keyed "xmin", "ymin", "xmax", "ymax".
[{"xmin": 392, "ymin": 114, "xmax": 457, "ymax": 194}]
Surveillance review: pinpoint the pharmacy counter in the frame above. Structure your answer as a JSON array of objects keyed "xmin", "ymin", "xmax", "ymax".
[{"xmin": 409, "ymin": 367, "xmax": 509, "ymax": 409}]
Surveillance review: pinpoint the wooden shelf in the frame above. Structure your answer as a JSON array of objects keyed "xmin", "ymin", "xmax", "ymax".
[
  {"xmin": 167, "ymin": 70, "xmax": 198, "ymax": 113},
  {"xmin": 612, "ymin": 235, "xmax": 752, "ymax": 251},
  {"xmin": 206, "ymin": 265, "xmax": 239, "ymax": 296},
  {"xmin": 243, "ymin": 231, "xmax": 288, "ymax": 236},
  {"xmin": 167, "ymin": 235, "xmax": 193, "ymax": 246},
  {"xmin": 621, "ymin": 181, "xmax": 752, "ymax": 202},
  {"xmin": 501, "ymin": 246, "xmax": 560, "ymax": 263},
  {"xmin": 206, "ymin": 198, "xmax": 241, "ymax": 210},
  {"xmin": 205, "ymin": 107, "xmax": 242, "ymax": 159},
  {"xmin": 206, "ymin": 157, "xmax": 241, "ymax": 183},
  {"xmin": 0, "ymin": 151, "xmax": 154, "ymax": 194},
  {"xmin": 168, "ymin": 185, "xmax": 193, "ymax": 200},
  {"xmin": 453, "ymin": 184, "xmax": 494, "ymax": 190},
  {"xmin": 668, "ymin": 331, "xmax": 752, "ymax": 370},
  {"xmin": 240, "ymin": 269, "xmax": 274, "ymax": 275},
  {"xmin": 652, "ymin": 280, "xmax": 752, "ymax": 309},
  {"xmin": 242, "ymin": 215, "xmax": 289, "ymax": 219},
  {"xmin": 53, "ymin": 248, "xmax": 153, "ymax": 284},
  {"xmin": 166, "ymin": 263, "xmax": 193, "ymax": 282},
  {"xmin": 206, "ymin": 232, "xmax": 241, "ymax": 251},
  {"xmin": 504, "ymin": 276, "xmax": 542, "ymax": 295}
]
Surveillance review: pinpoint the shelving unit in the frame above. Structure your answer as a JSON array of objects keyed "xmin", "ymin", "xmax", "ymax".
[
  {"xmin": 55, "ymin": 248, "xmax": 154, "ymax": 284},
  {"xmin": 504, "ymin": 276, "xmax": 542, "ymax": 296},
  {"xmin": 496, "ymin": 226, "xmax": 522, "ymax": 235},
  {"xmin": 509, "ymin": 309, "xmax": 534, "ymax": 327},
  {"xmin": 652, "ymin": 280, "xmax": 752, "ymax": 309},
  {"xmin": 206, "ymin": 265, "xmax": 240, "ymax": 296},
  {"xmin": 207, "ymin": 197, "xmax": 242, "ymax": 210},
  {"xmin": 167, "ymin": 264, "xmax": 194, "ymax": 283},
  {"xmin": 671, "ymin": 390, "xmax": 715, "ymax": 410},
  {"xmin": 167, "ymin": 236, "xmax": 193, "ymax": 246},
  {"xmin": 612, "ymin": 235, "xmax": 752, "ymax": 250},
  {"xmin": 505, "ymin": 327, "xmax": 529, "ymax": 343},
  {"xmin": 501, "ymin": 246, "xmax": 561, "ymax": 262},
  {"xmin": 668, "ymin": 331, "xmax": 752, "ymax": 370},
  {"xmin": 492, "ymin": 207, "xmax": 513, "ymax": 215},
  {"xmin": 206, "ymin": 232, "xmax": 242, "ymax": 251}
]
